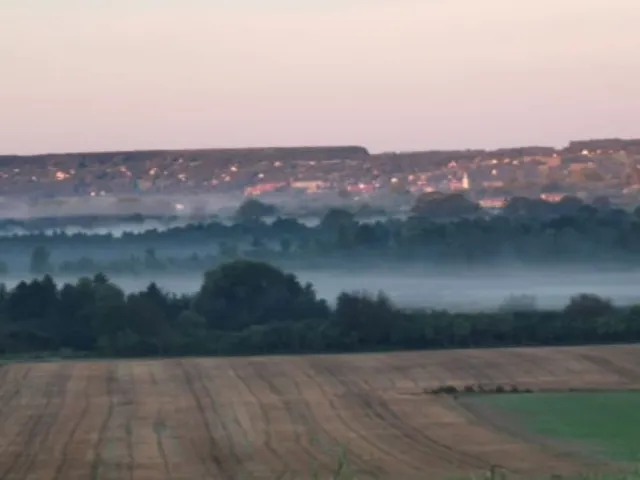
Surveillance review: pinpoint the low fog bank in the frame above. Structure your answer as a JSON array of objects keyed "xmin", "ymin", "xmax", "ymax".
[
  {"xmin": 0, "ymin": 214, "xmax": 330, "ymax": 238},
  {"xmin": 0, "ymin": 194, "xmax": 410, "ymax": 237},
  {"xmin": 0, "ymin": 191, "xmax": 409, "ymax": 233},
  {"xmin": 0, "ymin": 213, "xmax": 405, "ymax": 238},
  {"xmin": 0, "ymin": 193, "xmax": 245, "ymax": 220},
  {"xmin": 2, "ymin": 267, "xmax": 640, "ymax": 312},
  {"xmin": 0, "ymin": 220, "xmax": 189, "ymax": 238}
]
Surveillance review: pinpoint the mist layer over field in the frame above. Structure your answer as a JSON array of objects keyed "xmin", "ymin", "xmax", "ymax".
[
  {"xmin": 2, "ymin": 267, "xmax": 639, "ymax": 311},
  {"xmin": 0, "ymin": 192, "xmax": 407, "ymax": 235}
]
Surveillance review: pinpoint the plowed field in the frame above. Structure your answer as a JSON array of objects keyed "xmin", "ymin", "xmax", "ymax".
[{"xmin": 1, "ymin": 344, "xmax": 640, "ymax": 479}]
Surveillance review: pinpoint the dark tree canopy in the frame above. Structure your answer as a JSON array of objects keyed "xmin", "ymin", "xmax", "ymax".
[
  {"xmin": 411, "ymin": 193, "xmax": 481, "ymax": 218},
  {"xmin": 192, "ymin": 260, "xmax": 329, "ymax": 331},
  {"xmin": 235, "ymin": 199, "xmax": 278, "ymax": 222},
  {"xmin": 0, "ymin": 260, "xmax": 639, "ymax": 359}
]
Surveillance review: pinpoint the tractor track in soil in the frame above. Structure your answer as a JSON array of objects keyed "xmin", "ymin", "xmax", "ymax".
[
  {"xmin": 229, "ymin": 361, "xmax": 290, "ymax": 478},
  {"xmin": 316, "ymin": 361, "xmax": 488, "ymax": 471},
  {"xmin": 89, "ymin": 363, "xmax": 116, "ymax": 480},
  {"xmin": 52, "ymin": 367, "xmax": 91, "ymax": 480},
  {"xmin": 176, "ymin": 359, "xmax": 232, "ymax": 480},
  {"xmin": 306, "ymin": 358, "xmax": 425, "ymax": 475},
  {"xmin": 0, "ymin": 364, "xmax": 73, "ymax": 479}
]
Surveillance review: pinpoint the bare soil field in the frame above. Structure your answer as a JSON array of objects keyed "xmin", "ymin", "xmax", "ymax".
[{"xmin": 1, "ymin": 344, "xmax": 640, "ymax": 479}]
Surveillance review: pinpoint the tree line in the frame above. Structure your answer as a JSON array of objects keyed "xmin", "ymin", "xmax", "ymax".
[
  {"xmin": 4, "ymin": 195, "xmax": 640, "ymax": 274},
  {"xmin": 0, "ymin": 259, "xmax": 638, "ymax": 358}
]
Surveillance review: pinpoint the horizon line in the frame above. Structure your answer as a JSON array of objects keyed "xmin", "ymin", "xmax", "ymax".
[{"xmin": 2, "ymin": 136, "xmax": 640, "ymax": 158}]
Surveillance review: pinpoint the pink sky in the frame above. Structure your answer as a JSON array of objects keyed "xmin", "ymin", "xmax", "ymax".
[{"xmin": 1, "ymin": 0, "xmax": 639, "ymax": 155}]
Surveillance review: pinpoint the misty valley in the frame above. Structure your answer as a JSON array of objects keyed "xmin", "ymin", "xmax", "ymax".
[
  {"xmin": 4, "ymin": 4, "xmax": 640, "ymax": 474},
  {"xmin": 3, "ymin": 195, "xmax": 640, "ymax": 315}
]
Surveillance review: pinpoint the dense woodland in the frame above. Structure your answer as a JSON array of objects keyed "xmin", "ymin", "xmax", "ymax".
[
  {"xmin": 0, "ymin": 259, "xmax": 638, "ymax": 358},
  {"xmin": 3, "ymin": 195, "xmax": 640, "ymax": 275}
]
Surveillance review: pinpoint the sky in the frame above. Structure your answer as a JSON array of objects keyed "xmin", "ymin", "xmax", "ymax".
[{"xmin": 1, "ymin": 0, "xmax": 639, "ymax": 155}]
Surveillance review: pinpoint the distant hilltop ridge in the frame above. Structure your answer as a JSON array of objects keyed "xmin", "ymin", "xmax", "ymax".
[
  {"xmin": 3, "ymin": 138, "xmax": 640, "ymax": 166},
  {"xmin": 1, "ymin": 138, "xmax": 640, "ymax": 198},
  {"xmin": 379, "ymin": 138, "xmax": 640, "ymax": 157},
  {"xmin": 0, "ymin": 146, "xmax": 371, "ymax": 167}
]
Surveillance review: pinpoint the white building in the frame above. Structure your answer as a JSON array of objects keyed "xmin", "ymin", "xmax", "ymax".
[{"xmin": 462, "ymin": 172, "xmax": 470, "ymax": 190}]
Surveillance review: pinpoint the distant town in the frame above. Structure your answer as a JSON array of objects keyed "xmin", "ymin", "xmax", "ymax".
[{"xmin": 2, "ymin": 138, "xmax": 640, "ymax": 209}]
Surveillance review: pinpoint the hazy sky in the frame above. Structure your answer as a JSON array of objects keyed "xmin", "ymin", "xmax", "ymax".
[{"xmin": 1, "ymin": 0, "xmax": 639, "ymax": 154}]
